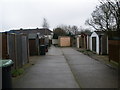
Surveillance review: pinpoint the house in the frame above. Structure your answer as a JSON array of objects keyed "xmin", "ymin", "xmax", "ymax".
[
  {"xmin": 90, "ymin": 31, "xmax": 108, "ymax": 55},
  {"xmin": 9, "ymin": 28, "xmax": 53, "ymax": 56},
  {"xmin": 9, "ymin": 28, "xmax": 52, "ymax": 38},
  {"xmin": 10, "ymin": 27, "xmax": 53, "ymax": 46},
  {"xmin": 9, "ymin": 28, "xmax": 53, "ymax": 43}
]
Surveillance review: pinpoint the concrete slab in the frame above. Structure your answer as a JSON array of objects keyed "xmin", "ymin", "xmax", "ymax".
[
  {"xmin": 12, "ymin": 46, "xmax": 79, "ymax": 88},
  {"xmin": 12, "ymin": 46, "xmax": 118, "ymax": 88},
  {"xmin": 61, "ymin": 48, "xmax": 118, "ymax": 88}
]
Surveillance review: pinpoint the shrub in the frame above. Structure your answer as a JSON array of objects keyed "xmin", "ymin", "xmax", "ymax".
[{"xmin": 11, "ymin": 68, "xmax": 24, "ymax": 77}]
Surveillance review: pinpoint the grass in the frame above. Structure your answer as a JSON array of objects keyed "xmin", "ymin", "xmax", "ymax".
[{"xmin": 11, "ymin": 68, "xmax": 24, "ymax": 77}]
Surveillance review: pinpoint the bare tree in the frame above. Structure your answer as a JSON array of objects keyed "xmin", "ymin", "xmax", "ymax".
[
  {"xmin": 71, "ymin": 25, "xmax": 79, "ymax": 35},
  {"xmin": 99, "ymin": 0, "xmax": 120, "ymax": 31},
  {"xmin": 42, "ymin": 18, "xmax": 49, "ymax": 28},
  {"xmin": 85, "ymin": 2, "xmax": 114, "ymax": 31},
  {"xmin": 86, "ymin": 0, "xmax": 120, "ymax": 32},
  {"xmin": 53, "ymin": 27, "xmax": 67, "ymax": 39},
  {"xmin": 57, "ymin": 25, "xmax": 79, "ymax": 35}
]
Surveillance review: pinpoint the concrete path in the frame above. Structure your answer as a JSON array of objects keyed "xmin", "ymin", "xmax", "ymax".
[
  {"xmin": 13, "ymin": 46, "xmax": 79, "ymax": 88},
  {"xmin": 61, "ymin": 48, "xmax": 118, "ymax": 88},
  {"xmin": 13, "ymin": 46, "xmax": 118, "ymax": 88}
]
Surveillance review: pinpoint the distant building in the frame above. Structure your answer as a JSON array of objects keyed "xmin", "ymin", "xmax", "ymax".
[
  {"xmin": 9, "ymin": 28, "xmax": 53, "ymax": 40},
  {"xmin": 8, "ymin": 28, "xmax": 53, "ymax": 56},
  {"xmin": 9, "ymin": 28, "xmax": 52, "ymax": 35}
]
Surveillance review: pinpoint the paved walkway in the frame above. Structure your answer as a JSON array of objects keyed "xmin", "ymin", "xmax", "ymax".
[
  {"xmin": 13, "ymin": 46, "xmax": 118, "ymax": 88},
  {"xmin": 13, "ymin": 46, "xmax": 79, "ymax": 88},
  {"xmin": 61, "ymin": 48, "xmax": 118, "ymax": 88}
]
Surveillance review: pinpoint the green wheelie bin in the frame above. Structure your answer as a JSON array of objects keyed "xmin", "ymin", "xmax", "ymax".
[{"xmin": 0, "ymin": 60, "xmax": 14, "ymax": 89}]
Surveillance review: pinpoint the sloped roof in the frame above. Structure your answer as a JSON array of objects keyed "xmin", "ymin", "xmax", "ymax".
[
  {"xmin": 9, "ymin": 28, "xmax": 52, "ymax": 35},
  {"xmin": 94, "ymin": 31, "xmax": 106, "ymax": 36},
  {"xmin": 28, "ymin": 33, "xmax": 37, "ymax": 39},
  {"xmin": 84, "ymin": 32, "xmax": 92, "ymax": 36}
]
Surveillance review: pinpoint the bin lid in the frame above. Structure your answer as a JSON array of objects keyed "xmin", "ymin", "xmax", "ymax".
[{"xmin": 0, "ymin": 60, "xmax": 14, "ymax": 68}]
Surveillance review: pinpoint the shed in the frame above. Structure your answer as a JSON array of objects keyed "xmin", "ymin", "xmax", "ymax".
[
  {"xmin": 58, "ymin": 36, "xmax": 71, "ymax": 47},
  {"xmin": 90, "ymin": 31, "xmax": 108, "ymax": 55}
]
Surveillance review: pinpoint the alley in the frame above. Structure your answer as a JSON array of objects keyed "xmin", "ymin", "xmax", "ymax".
[
  {"xmin": 13, "ymin": 46, "xmax": 118, "ymax": 88},
  {"xmin": 61, "ymin": 48, "xmax": 118, "ymax": 88},
  {"xmin": 13, "ymin": 46, "xmax": 79, "ymax": 88}
]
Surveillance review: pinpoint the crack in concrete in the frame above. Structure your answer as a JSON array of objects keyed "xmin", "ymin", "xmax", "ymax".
[{"xmin": 61, "ymin": 48, "xmax": 82, "ymax": 89}]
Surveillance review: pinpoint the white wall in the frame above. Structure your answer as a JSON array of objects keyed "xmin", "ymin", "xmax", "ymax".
[
  {"xmin": 52, "ymin": 39, "xmax": 58, "ymax": 45},
  {"xmin": 48, "ymin": 35, "xmax": 53, "ymax": 40},
  {"xmin": 76, "ymin": 35, "xmax": 81, "ymax": 48},
  {"xmin": 76, "ymin": 37, "xmax": 79, "ymax": 48},
  {"xmin": 90, "ymin": 32, "xmax": 99, "ymax": 54},
  {"xmin": 0, "ymin": 33, "xmax": 2, "ymax": 59}
]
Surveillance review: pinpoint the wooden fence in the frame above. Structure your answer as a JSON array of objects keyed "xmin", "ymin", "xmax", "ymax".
[
  {"xmin": 109, "ymin": 40, "xmax": 120, "ymax": 63},
  {"xmin": 8, "ymin": 33, "xmax": 29, "ymax": 69},
  {"xmin": 1, "ymin": 32, "xmax": 9, "ymax": 59}
]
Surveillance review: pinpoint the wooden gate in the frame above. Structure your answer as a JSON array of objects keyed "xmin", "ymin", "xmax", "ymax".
[{"xmin": 29, "ymin": 39, "xmax": 37, "ymax": 56}]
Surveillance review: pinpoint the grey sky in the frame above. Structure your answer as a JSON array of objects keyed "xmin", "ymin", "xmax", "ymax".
[{"xmin": 0, "ymin": 0, "xmax": 100, "ymax": 31}]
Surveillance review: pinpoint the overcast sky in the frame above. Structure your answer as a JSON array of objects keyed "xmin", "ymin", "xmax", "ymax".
[{"xmin": 0, "ymin": 0, "xmax": 100, "ymax": 31}]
